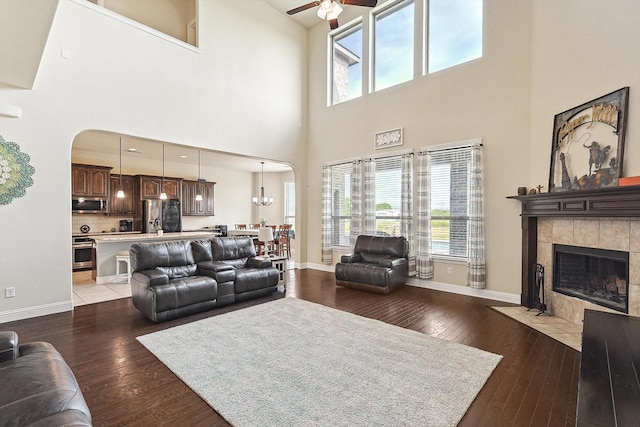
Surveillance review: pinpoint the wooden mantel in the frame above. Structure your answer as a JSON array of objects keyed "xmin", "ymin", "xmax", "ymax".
[{"xmin": 508, "ymin": 185, "xmax": 640, "ymax": 308}]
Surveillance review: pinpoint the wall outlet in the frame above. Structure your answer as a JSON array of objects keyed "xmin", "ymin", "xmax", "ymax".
[
  {"xmin": 5, "ymin": 287, "xmax": 15, "ymax": 298},
  {"xmin": 446, "ymin": 267, "xmax": 453, "ymax": 275}
]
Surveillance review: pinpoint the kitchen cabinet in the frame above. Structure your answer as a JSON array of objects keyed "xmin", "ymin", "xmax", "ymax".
[
  {"xmin": 138, "ymin": 175, "xmax": 181, "ymax": 200},
  {"xmin": 110, "ymin": 175, "xmax": 137, "ymax": 215},
  {"xmin": 182, "ymin": 180, "xmax": 215, "ymax": 216},
  {"xmin": 72, "ymin": 164, "xmax": 111, "ymax": 198}
]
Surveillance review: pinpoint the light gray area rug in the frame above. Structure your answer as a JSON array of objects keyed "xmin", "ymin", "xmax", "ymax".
[{"xmin": 137, "ymin": 297, "xmax": 502, "ymax": 426}]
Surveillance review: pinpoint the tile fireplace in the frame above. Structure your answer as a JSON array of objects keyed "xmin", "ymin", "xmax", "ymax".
[{"xmin": 509, "ymin": 186, "xmax": 640, "ymax": 324}]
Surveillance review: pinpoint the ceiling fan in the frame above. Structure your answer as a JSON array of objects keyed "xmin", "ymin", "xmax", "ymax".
[{"xmin": 287, "ymin": 0, "xmax": 378, "ymax": 30}]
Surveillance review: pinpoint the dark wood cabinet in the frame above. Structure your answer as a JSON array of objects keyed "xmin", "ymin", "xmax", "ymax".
[
  {"xmin": 138, "ymin": 175, "xmax": 181, "ymax": 200},
  {"xmin": 182, "ymin": 180, "xmax": 215, "ymax": 216},
  {"xmin": 72, "ymin": 164, "xmax": 111, "ymax": 198},
  {"xmin": 110, "ymin": 175, "xmax": 137, "ymax": 215}
]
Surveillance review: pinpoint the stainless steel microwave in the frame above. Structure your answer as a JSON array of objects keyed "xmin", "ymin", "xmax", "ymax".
[{"xmin": 72, "ymin": 197, "xmax": 108, "ymax": 214}]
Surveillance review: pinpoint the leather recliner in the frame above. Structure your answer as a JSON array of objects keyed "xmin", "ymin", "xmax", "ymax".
[
  {"xmin": 335, "ymin": 235, "xmax": 409, "ymax": 294},
  {"xmin": 0, "ymin": 331, "xmax": 92, "ymax": 426}
]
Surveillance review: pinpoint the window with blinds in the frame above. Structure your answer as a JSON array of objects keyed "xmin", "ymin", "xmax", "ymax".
[
  {"xmin": 328, "ymin": 162, "xmax": 353, "ymax": 246},
  {"xmin": 374, "ymin": 156, "xmax": 404, "ymax": 236},
  {"xmin": 284, "ymin": 181, "xmax": 295, "ymax": 229},
  {"xmin": 429, "ymin": 147, "xmax": 471, "ymax": 258}
]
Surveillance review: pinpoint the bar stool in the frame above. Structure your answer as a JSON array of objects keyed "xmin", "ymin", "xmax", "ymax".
[{"xmin": 115, "ymin": 250, "xmax": 131, "ymax": 284}]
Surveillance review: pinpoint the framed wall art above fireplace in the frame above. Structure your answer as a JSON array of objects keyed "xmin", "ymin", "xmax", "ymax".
[{"xmin": 548, "ymin": 87, "xmax": 629, "ymax": 192}]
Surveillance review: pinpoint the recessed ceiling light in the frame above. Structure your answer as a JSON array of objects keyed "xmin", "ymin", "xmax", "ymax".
[
  {"xmin": 126, "ymin": 148, "xmax": 141, "ymax": 153},
  {"xmin": 179, "ymin": 155, "xmax": 188, "ymax": 159}
]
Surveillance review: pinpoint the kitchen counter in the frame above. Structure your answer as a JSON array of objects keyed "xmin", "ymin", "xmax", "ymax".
[
  {"xmin": 92, "ymin": 231, "xmax": 217, "ymax": 284},
  {"xmin": 92, "ymin": 231, "xmax": 215, "ymax": 243}
]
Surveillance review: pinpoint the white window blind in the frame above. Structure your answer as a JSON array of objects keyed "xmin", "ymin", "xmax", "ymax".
[
  {"xmin": 429, "ymin": 147, "xmax": 471, "ymax": 258},
  {"xmin": 329, "ymin": 162, "xmax": 353, "ymax": 246},
  {"xmin": 374, "ymin": 156, "xmax": 404, "ymax": 236}
]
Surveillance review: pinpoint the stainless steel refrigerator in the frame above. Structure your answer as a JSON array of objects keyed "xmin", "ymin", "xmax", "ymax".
[{"xmin": 142, "ymin": 199, "xmax": 182, "ymax": 233}]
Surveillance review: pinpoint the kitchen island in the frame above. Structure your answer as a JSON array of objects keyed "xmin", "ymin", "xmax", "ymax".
[{"xmin": 92, "ymin": 231, "xmax": 217, "ymax": 284}]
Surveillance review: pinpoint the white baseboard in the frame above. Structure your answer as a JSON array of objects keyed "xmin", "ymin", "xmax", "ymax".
[
  {"xmin": 0, "ymin": 300, "xmax": 73, "ymax": 324},
  {"xmin": 304, "ymin": 264, "xmax": 521, "ymax": 304},
  {"xmin": 406, "ymin": 277, "xmax": 521, "ymax": 304}
]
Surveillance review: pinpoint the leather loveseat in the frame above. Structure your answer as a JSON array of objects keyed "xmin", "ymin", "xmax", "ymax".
[
  {"xmin": 0, "ymin": 331, "xmax": 92, "ymax": 426},
  {"xmin": 335, "ymin": 235, "xmax": 409, "ymax": 294},
  {"xmin": 130, "ymin": 237, "xmax": 279, "ymax": 322}
]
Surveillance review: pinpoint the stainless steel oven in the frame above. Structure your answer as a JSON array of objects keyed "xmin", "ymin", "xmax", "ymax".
[{"xmin": 72, "ymin": 236, "xmax": 94, "ymax": 270}]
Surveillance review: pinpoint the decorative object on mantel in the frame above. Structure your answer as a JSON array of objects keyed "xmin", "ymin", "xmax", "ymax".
[
  {"xmin": 619, "ymin": 176, "xmax": 640, "ymax": 187},
  {"xmin": 374, "ymin": 127, "xmax": 403, "ymax": 150},
  {"xmin": 517, "ymin": 187, "xmax": 527, "ymax": 196},
  {"xmin": 528, "ymin": 189, "xmax": 537, "ymax": 195},
  {"xmin": 0, "ymin": 135, "xmax": 35, "ymax": 205},
  {"xmin": 549, "ymin": 87, "xmax": 629, "ymax": 192}
]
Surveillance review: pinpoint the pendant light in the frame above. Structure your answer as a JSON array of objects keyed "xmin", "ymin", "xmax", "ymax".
[
  {"xmin": 159, "ymin": 144, "xmax": 167, "ymax": 200},
  {"xmin": 195, "ymin": 150, "xmax": 203, "ymax": 202},
  {"xmin": 252, "ymin": 161, "xmax": 273, "ymax": 206},
  {"xmin": 116, "ymin": 136, "xmax": 125, "ymax": 198}
]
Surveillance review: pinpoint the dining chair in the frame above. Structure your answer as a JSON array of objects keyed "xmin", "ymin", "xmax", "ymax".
[
  {"xmin": 235, "ymin": 224, "xmax": 247, "ymax": 230},
  {"xmin": 277, "ymin": 224, "xmax": 292, "ymax": 258},
  {"xmin": 249, "ymin": 224, "xmax": 261, "ymax": 230}
]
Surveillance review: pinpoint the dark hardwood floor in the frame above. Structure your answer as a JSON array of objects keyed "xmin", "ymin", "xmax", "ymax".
[{"xmin": 3, "ymin": 269, "xmax": 579, "ymax": 426}]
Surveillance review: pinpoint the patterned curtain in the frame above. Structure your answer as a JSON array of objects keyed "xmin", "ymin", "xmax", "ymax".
[
  {"xmin": 363, "ymin": 159, "xmax": 376, "ymax": 236},
  {"xmin": 415, "ymin": 151, "xmax": 434, "ymax": 279},
  {"xmin": 400, "ymin": 153, "xmax": 415, "ymax": 275},
  {"xmin": 321, "ymin": 165, "xmax": 332, "ymax": 264},
  {"xmin": 349, "ymin": 160, "xmax": 362, "ymax": 251},
  {"xmin": 467, "ymin": 144, "xmax": 486, "ymax": 288}
]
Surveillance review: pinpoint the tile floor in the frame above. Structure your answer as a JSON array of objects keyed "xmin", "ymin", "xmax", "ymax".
[
  {"xmin": 72, "ymin": 270, "xmax": 132, "ymax": 306},
  {"xmin": 492, "ymin": 306, "xmax": 583, "ymax": 352}
]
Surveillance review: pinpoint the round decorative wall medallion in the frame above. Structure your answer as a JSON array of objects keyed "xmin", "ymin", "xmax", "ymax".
[{"xmin": 0, "ymin": 135, "xmax": 35, "ymax": 205}]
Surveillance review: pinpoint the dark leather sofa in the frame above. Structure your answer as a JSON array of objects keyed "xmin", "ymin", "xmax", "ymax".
[
  {"xmin": 0, "ymin": 331, "xmax": 92, "ymax": 427},
  {"xmin": 335, "ymin": 235, "xmax": 409, "ymax": 294},
  {"xmin": 130, "ymin": 237, "xmax": 279, "ymax": 322}
]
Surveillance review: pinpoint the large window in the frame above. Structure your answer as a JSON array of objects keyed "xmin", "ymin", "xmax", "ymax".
[
  {"xmin": 373, "ymin": 0, "xmax": 415, "ymax": 92},
  {"xmin": 283, "ymin": 181, "xmax": 295, "ymax": 228},
  {"xmin": 427, "ymin": 0, "xmax": 483, "ymax": 74},
  {"xmin": 327, "ymin": 162, "xmax": 353, "ymax": 246},
  {"xmin": 429, "ymin": 147, "xmax": 472, "ymax": 258},
  {"xmin": 327, "ymin": 0, "xmax": 483, "ymax": 104},
  {"xmin": 331, "ymin": 21, "xmax": 363, "ymax": 105}
]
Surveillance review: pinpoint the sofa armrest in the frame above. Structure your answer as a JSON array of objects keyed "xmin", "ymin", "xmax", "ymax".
[
  {"xmin": 247, "ymin": 257, "xmax": 273, "ymax": 269},
  {"xmin": 198, "ymin": 261, "xmax": 235, "ymax": 283},
  {"xmin": 0, "ymin": 331, "xmax": 19, "ymax": 363},
  {"xmin": 134, "ymin": 269, "xmax": 170, "ymax": 287},
  {"xmin": 379, "ymin": 258, "xmax": 407, "ymax": 268},
  {"xmin": 340, "ymin": 253, "xmax": 362, "ymax": 263}
]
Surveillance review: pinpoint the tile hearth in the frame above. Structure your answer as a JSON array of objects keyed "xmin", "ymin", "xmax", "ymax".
[{"xmin": 493, "ymin": 306, "xmax": 582, "ymax": 352}]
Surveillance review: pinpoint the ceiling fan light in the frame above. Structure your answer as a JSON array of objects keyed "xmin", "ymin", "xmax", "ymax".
[
  {"xmin": 327, "ymin": 1, "xmax": 343, "ymax": 19},
  {"xmin": 317, "ymin": 0, "xmax": 332, "ymax": 19}
]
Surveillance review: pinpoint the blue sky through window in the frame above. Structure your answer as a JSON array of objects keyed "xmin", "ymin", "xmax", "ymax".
[{"xmin": 375, "ymin": 1, "xmax": 414, "ymax": 91}]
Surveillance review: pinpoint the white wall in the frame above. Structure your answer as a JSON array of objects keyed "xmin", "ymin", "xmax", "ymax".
[
  {"xmin": 0, "ymin": 0, "xmax": 307, "ymax": 322},
  {"xmin": 528, "ymin": 0, "xmax": 640, "ymax": 184},
  {"xmin": 305, "ymin": 0, "xmax": 533, "ymax": 295}
]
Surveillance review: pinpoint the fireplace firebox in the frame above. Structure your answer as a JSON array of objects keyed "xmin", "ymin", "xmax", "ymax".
[{"xmin": 553, "ymin": 244, "xmax": 629, "ymax": 313}]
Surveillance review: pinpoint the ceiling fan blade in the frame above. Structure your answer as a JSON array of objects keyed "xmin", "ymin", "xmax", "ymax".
[
  {"xmin": 329, "ymin": 18, "xmax": 339, "ymax": 30},
  {"xmin": 340, "ymin": 0, "xmax": 378, "ymax": 7},
  {"xmin": 287, "ymin": 1, "xmax": 322, "ymax": 15}
]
